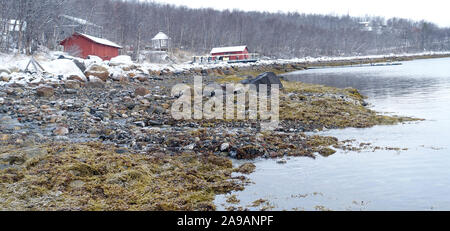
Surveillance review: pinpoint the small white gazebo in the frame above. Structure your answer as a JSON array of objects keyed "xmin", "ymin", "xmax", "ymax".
[{"xmin": 151, "ymin": 32, "xmax": 170, "ymax": 51}]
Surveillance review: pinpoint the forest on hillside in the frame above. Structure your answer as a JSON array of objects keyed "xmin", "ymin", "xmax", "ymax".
[{"xmin": 1, "ymin": 0, "xmax": 450, "ymax": 58}]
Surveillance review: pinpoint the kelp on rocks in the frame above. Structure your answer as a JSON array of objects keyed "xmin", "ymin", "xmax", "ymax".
[
  {"xmin": 280, "ymin": 81, "xmax": 421, "ymax": 128},
  {"xmin": 0, "ymin": 143, "xmax": 246, "ymax": 211}
]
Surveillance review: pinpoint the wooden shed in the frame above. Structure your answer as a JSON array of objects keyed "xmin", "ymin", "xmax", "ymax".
[
  {"xmin": 210, "ymin": 45, "xmax": 249, "ymax": 61},
  {"xmin": 59, "ymin": 33, "xmax": 122, "ymax": 60}
]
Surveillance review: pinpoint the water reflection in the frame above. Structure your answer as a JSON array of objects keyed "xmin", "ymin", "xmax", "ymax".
[
  {"xmin": 284, "ymin": 61, "xmax": 450, "ymax": 100},
  {"xmin": 215, "ymin": 57, "xmax": 450, "ymax": 211}
]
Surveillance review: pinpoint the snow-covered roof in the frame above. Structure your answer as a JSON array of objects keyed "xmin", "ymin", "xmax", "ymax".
[
  {"xmin": 210, "ymin": 46, "xmax": 247, "ymax": 54},
  {"xmin": 78, "ymin": 33, "xmax": 122, "ymax": 48},
  {"xmin": 152, "ymin": 32, "xmax": 169, "ymax": 40}
]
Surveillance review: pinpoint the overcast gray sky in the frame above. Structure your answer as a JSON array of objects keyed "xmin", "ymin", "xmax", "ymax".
[{"xmin": 148, "ymin": 0, "xmax": 450, "ymax": 27}]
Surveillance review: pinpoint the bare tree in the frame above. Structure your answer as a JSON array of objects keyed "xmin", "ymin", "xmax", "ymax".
[{"xmin": 1, "ymin": 0, "xmax": 449, "ymax": 57}]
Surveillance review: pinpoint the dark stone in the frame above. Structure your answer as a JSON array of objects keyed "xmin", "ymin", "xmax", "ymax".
[
  {"xmin": 115, "ymin": 148, "xmax": 129, "ymax": 154},
  {"xmin": 63, "ymin": 89, "xmax": 78, "ymax": 94},
  {"xmin": 146, "ymin": 120, "xmax": 163, "ymax": 126},
  {"xmin": 243, "ymin": 72, "xmax": 283, "ymax": 87},
  {"xmin": 240, "ymin": 72, "xmax": 283, "ymax": 93},
  {"xmin": 72, "ymin": 59, "xmax": 86, "ymax": 73}
]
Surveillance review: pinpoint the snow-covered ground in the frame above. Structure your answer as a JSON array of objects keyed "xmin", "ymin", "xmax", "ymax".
[{"xmin": 1, "ymin": 50, "xmax": 450, "ymax": 86}]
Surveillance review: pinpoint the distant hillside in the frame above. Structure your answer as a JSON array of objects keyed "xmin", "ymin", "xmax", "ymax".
[{"xmin": 1, "ymin": 0, "xmax": 450, "ymax": 58}]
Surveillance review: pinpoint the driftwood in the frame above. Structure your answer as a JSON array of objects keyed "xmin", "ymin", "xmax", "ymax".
[{"xmin": 25, "ymin": 56, "xmax": 46, "ymax": 73}]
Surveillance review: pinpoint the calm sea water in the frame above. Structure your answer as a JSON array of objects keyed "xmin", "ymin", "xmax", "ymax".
[{"xmin": 215, "ymin": 57, "xmax": 450, "ymax": 211}]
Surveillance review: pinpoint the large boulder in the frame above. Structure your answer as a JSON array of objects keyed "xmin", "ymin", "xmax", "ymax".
[
  {"xmin": 241, "ymin": 72, "xmax": 283, "ymax": 92},
  {"xmin": 85, "ymin": 64, "xmax": 110, "ymax": 82},
  {"xmin": 44, "ymin": 59, "xmax": 87, "ymax": 82},
  {"xmin": 109, "ymin": 55, "xmax": 133, "ymax": 66}
]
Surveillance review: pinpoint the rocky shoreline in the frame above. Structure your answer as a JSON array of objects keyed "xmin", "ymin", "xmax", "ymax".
[{"xmin": 0, "ymin": 54, "xmax": 425, "ymax": 211}]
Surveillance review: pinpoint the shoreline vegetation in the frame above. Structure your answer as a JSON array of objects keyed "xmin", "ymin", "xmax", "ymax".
[{"xmin": 0, "ymin": 53, "xmax": 435, "ymax": 211}]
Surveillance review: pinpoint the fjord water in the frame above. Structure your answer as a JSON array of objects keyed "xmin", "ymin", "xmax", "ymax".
[{"xmin": 215, "ymin": 57, "xmax": 450, "ymax": 211}]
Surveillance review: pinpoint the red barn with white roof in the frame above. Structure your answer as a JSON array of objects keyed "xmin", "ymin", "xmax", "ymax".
[
  {"xmin": 210, "ymin": 45, "xmax": 249, "ymax": 61},
  {"xmin": 60, "ymin": 33, "xmax": 122, "ymax": 60}
]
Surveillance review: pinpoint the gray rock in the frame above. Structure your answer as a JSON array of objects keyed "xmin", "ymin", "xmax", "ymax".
[
  {"xmin": 134, "ymin": 121, "xmax": 146, "ymax": 127},
  {"xmin": 220, "ymin": 143, "xmax": 230, "ymax": 152},
  {"xmin": 183, "ymin": 143, "xmax": 196, "ymax": 150},
  {"xmin": 229, "ymin": 150, "xmax": 237, "ymax": 158},
  {"xmin": 64, "ymin": 89, "xmax": 78, "ymax": 94},
  {"xmin": 146, "ymin": 120, "xmax": 163, "ymax": 126},
  {"xmin": 72, "ymin": 59, "xmax": 86, "ymax": 73}
]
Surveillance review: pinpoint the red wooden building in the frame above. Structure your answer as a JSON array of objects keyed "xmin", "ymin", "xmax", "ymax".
[
  {"xmin": 59, "ymin": 33, "xmax": 122, "ymax": 60},
  {"xmin": 210, "ymin": 45, "xmax": 249, "ymax": 61}
]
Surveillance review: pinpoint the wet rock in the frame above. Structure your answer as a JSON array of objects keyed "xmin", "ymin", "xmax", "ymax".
[
  {"xmin": 276, "ymin": 159, "xmax": 287, "ymax": 164},
  {"xmin": 135, "ymin": 87, "xmax": 150, "ymax": 96},
  {"xmin": 36, "ymin": 86, "xmax": 55, "ymax": 97},
  {"xmin": 53, "ymin": 126, "xmax": 69, "ymax": 136},
  {"xmin": 146, "ymin": 120, "xmax": 163, "ymax": 126},
  {"xmin": 269, "ymin": 151, "xmax": 282, "ymax": 158},
  {"xmin": 236, "ymin": 145, "xmax": 264, "ymax": 159},
  {"xmin": 318, "ymin": 147, "xmax": 336, "ymax": 157},
  {"xmin": 235, "ymin": 163, "xmax": 256, "ymax": 174}
]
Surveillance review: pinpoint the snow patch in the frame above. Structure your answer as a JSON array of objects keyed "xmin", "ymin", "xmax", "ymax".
[
  {"xmin": 109, "ymin": 55, "xmax": 133, "ymax": 66},
  {"xmin": 43, "ymin": 59, "xmax": 87, "ymax": 81}
]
